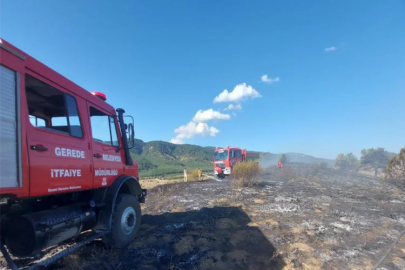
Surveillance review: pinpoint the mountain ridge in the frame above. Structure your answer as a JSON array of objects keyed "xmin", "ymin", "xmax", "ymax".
[{"xmin": 131, "ymin": 139, "xmax": 335, "ymax": 177}]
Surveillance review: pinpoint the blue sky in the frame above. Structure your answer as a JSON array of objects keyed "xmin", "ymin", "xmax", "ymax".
[{"xmin": 1, "ymin": 0, "xmax": 404, "ymax": 159}]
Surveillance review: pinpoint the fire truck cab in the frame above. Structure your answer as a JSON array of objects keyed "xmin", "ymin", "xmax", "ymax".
[
  {"xmin": 213, "ymin": 146, "xmax": 261, "ymax": 179},
  {"xmin": 0, "ymin": 38, "xmax": 146, "ymax": 267},
  {"xmin": 213, "ymin": 146, "xmax": 244, "ymax": 178}
]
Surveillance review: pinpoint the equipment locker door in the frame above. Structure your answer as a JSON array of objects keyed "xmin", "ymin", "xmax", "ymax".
[
  {"xmin": 25, "ymin": 74, "xmax": 92, "ymax": 196},
  {"xmin": 88, "ymin": 104, "xmax": 124, "ymax": 188},
  {"xmin": 0, "ymin": 64, "xmax": 20, "ymax": 189}
]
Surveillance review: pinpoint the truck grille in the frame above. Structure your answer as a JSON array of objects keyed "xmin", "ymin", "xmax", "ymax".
[{"xmin": 216, "ymin": 163, "xmax": 225, "ymax": 169}]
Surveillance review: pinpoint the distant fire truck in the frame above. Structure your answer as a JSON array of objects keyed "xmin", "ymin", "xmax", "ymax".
[
  {"xmin": 0, "ymin": 38, "xmax": 146, "ymax": 269},
  {"xmin": 213, "ymin": 146, "xmax": 261, "ymax": 178}
]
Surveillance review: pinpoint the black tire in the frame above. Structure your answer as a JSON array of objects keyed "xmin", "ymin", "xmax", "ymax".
[{"xmin": 104, "ymin": 194, "xmax": 141, "ymax": 247}]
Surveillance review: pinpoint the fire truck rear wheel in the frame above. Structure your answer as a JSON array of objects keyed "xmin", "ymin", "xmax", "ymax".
[{"xmin": 105, "ymin": 194, "xmax": 141, "ymax": 247}]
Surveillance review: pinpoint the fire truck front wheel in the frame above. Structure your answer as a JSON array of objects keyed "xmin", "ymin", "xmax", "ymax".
[{"xmin": 104, "ymin": 194, "xmax": 141, "ymax": 247}]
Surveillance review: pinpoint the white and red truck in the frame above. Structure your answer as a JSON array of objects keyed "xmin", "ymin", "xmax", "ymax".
[
  {"xmin": 0, "ymin": 38, "xmax": 146, "ymax": 269},
  {"xmin": 213, "ymin": 146, "xmax": 261, "ymax": 179}
]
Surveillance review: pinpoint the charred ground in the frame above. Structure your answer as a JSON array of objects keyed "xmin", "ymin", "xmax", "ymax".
[{"xmin": 3, "ymin": 164, "xmax": 405, "ymax": 270}]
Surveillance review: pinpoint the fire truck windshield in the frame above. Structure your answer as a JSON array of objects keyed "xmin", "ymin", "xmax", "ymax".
[{"xmin": 214, "ymin": 150, "xmax": 228, "ymax": 161}]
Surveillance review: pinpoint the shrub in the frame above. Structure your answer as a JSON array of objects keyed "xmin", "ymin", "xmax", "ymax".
[
  {"xmin": 280, "ymin": 166, "xmax": 295, "ymax": 180},
  {"xmin": 310, "ymin": 163, "xmax": 320, "ymax": 175},
  {"xmin": 231, "ymin": 161, "xmax": 263, "ymax": 188},
  {"xmin": 320, "ymin": 162, "xmax": 328, "ymax": 170},
  {"xmin": 334, "ymin": 153, "xmax": 359, "ymax": 171},
  {"xmin": 188, "ymin": 169, "xmax": 200, "ymax": 181},
  {"xmin": 385, "ymin": 148, "xmax": 405, "ymax": 180}
]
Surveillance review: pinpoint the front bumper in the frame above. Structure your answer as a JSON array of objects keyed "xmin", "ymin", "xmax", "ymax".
[{"xmin": 214, "ymin": 167, "xmax": 231, "ymax": 175}]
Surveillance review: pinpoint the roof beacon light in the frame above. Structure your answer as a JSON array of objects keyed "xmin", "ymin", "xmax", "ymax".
[{"xmin": 91, "ymin": 91, "xmax": 107, "ymax": 101}]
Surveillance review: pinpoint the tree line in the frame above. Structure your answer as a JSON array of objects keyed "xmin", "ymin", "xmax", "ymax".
[{"xmin": 334, "ymin": 147, "xmax": 405, "ymax": 180}]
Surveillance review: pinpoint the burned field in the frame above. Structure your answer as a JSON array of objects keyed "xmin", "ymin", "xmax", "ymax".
[{"xmin": 4, "ymin": 164, "xmax": 405, "ymax": 270}]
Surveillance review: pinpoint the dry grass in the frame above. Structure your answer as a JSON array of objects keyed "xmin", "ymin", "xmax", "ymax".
[
  {"xmin": 153, "ymin": 185, "xmax": 177, "ymax": 211},
  {"xmin": 231, "ymin": 161, "xmax": 263, "ymax": 188},
  {"xmin": 254, "ymin": 199, "xmax": 265, "ymax": 204},
  {"xmin": 274, "ymin": 163, "xmax": 324, "ymax": 180},
  {"xmin": 139, "ymin": 169, "xmax": 204, "ymax": 190},
  {"xmin": 139, "ymin": 178, "xmax": 183, "ymax": 189},
  {"xmin": 279, "ymin": 166, "xmax": 298, "ymax": 180},
  {"xmin": 155, "ymin": 184, "xmax": 176, "ymax": 197},
  {"xmin": 216, "ymin": 197, "xmax": 229, "ymax": 203},
  {"xmin": 310, "ymin": 163, "xmax": 320, "ymax": 174}
]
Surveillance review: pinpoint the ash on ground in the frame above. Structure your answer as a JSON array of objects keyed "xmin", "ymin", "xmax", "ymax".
[{"xmin": 6, "ymin": 164, "xmax": 405, "ymax": 270}]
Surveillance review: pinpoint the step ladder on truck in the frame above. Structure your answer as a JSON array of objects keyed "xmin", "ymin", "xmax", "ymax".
[{"xmin": 0, "ymin": 38, "xmax": 147, "ymax": 269}]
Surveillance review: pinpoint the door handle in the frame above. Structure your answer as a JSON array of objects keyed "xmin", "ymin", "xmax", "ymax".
[
  {"xmin": 30, "ymin": 145, "xmax": 48, "ymax": 152},
  {"xmin": 94, "ymin": 153, "xmax": 102, "ymax": 158}
]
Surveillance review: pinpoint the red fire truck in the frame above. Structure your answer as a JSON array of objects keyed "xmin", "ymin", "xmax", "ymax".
[
  {"xmin": 0, "ymin": 38, "xmax": 146, "ymax": 269},
  {"xmin": 213, "ymin": 146, "xmax": 261, "ymax": 179}
]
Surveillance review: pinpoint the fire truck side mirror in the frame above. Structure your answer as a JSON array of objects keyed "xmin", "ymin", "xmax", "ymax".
[
  {"xmin": 127, "ymin": 123, "xmax": 135, "ymax": 149},
  {"xmin": 122, "ymin": 115, "xmax": 135, "ymax": 149}
]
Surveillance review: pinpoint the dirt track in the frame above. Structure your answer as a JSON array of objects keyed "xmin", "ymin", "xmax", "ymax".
[{"xmin": 3, "ymin": 164, "xmax": 405, "ymax": 269}]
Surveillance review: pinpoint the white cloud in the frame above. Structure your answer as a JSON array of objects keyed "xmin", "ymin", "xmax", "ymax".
[
  {"xmin": 192, "ymin": 109, "xmax": 231, "ymax": 122},
  {"xmin": 224, "ymin": 104, "xmax": 242, "ymax": 111},
  {"xmin": 170, "ymin": 138, "xmax": 184, "ymax": 144},
  {"xmin": 171, "ymin": 121, "xmax": 219, "ymax": 144},
  {"xmin": 261, "ymin": 75, "xmax": 280, "ymax": 84},
  {"xmin": 324, "ymin": 46, "xmax": 337, "ymax": 52},
  {"xmin": 213, "ymin": 83, "xmax": 261, "ymax": 103},
  {"xmin": 171, "ymin": 83, "xmax": 259, "ymax": 144}
]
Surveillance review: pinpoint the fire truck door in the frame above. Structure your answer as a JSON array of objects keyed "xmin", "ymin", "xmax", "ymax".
[
  {"xmin": 25, "ymin": 74, "xmax": 92, "ymax": 196},
  {"xmin": 88, "ymin": 104, "xmax": 124, "ymax": 188},
  {"xmin": 230, "ymin": 149, "xmax": 242, "ymax": 166},
  {"xmin": 229, "ymin": 150, "xmax": 235, "ymax": 166}
]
